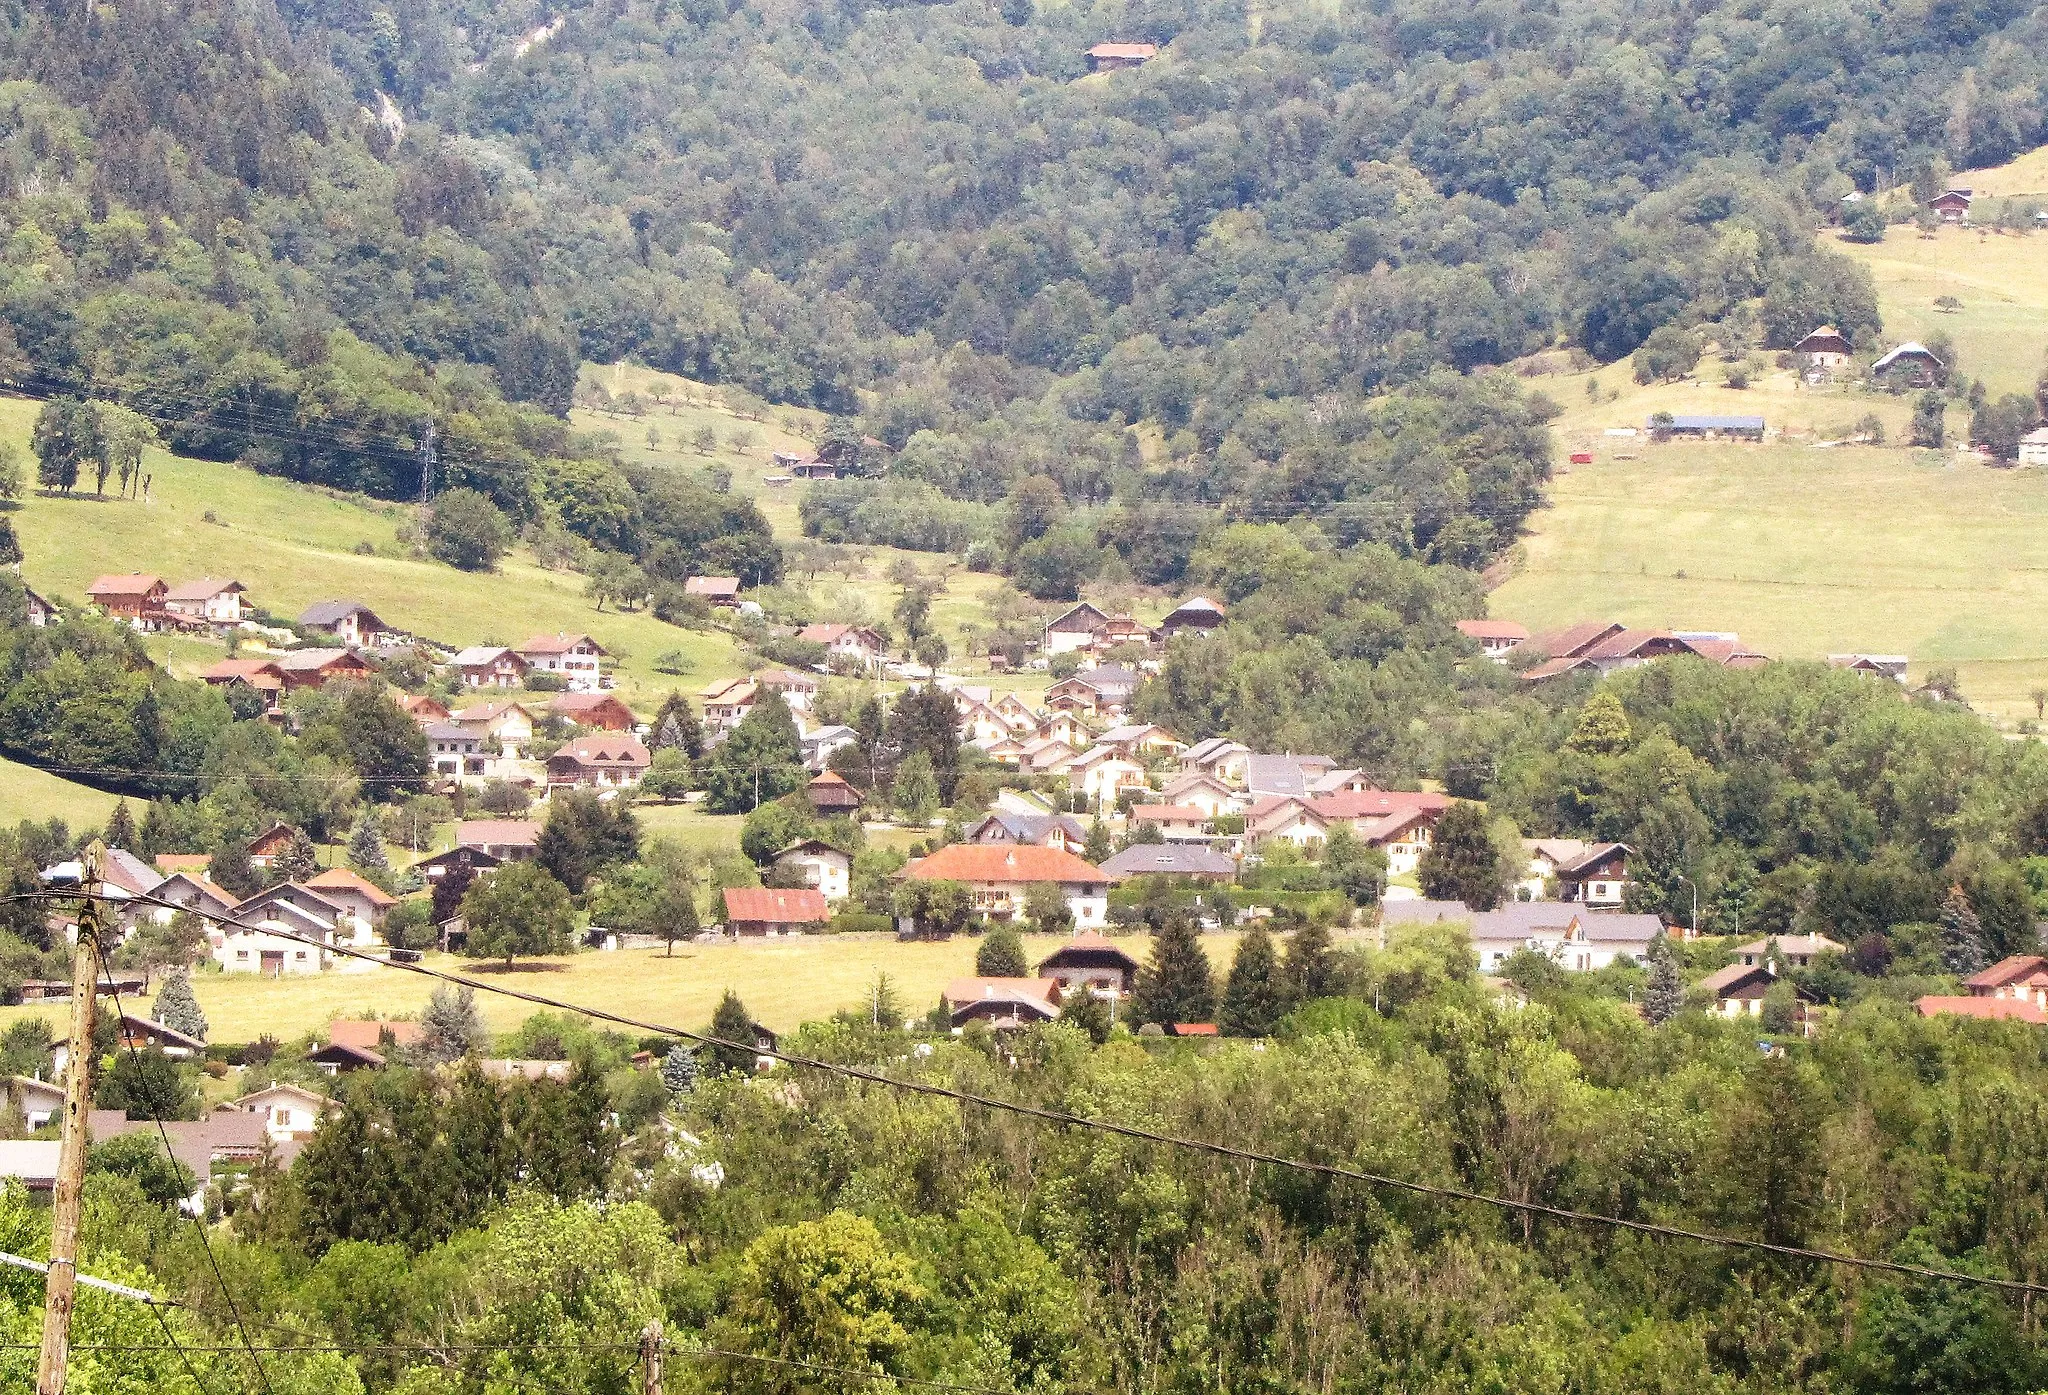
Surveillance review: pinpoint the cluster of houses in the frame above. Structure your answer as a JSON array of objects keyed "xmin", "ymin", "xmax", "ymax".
[{"xmin": 1449, "ymin": 619, "xmax": 1770, "ymax": 682}]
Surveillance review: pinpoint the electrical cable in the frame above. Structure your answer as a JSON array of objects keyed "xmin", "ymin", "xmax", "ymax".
[{"xmin": 16, "ymin": 884, "xmax": 2047, "ymax": 1298}]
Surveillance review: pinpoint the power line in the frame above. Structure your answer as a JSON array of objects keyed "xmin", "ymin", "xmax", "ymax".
[{"xmin": 18, "ymin": 885, "xmax": 2048, "ymax": 1300}]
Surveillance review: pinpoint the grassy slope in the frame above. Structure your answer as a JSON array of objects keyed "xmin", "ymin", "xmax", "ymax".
[
  {"xmin": 0, "ymin": 930, "xmax": 1260, "ymax": 1040},
  {"xmin": 0, "ymin": 753, "xmax": 122, "ymax": 828},
  {"xmin": 1835, "ymin": 223, "xmax": 2048, "ymax": 397}
]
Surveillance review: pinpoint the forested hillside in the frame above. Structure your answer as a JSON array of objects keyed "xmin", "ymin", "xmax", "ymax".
[{"xmin": 3, "ymin": 0, "xmax": 2044, "ymax": 587}]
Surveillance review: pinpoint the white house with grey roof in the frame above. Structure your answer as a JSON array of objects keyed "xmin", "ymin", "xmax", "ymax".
[{"xmin": 1383, "ymin": 900, "xmax": 1663, "ymax": 972}]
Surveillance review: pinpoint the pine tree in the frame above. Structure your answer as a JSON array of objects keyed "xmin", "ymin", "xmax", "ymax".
[
  {"xmin": 441, "ymin": 1061, "xmax": 512, "ymax": 1224},
  {"xmin": 151, "ymin": 967, "xmax": 207, "ymax": 1041},
  {"xmin": 651, "ymin": 691, "xmax": 704, "ymax": 759},
  {"xmin": 347, "ymin": 814, "xmax": 392, "ymax": 885},
  {"xmin": 709, "ymin": 989, "xmax": 758, "ymax": 1074},
  {"xmin": 1940, "ymin": 883, "xmax": 1989, "ymax": 976},
  {"xmin": 976, "ymin": 924, "xmax": 1028, "ymax": 977},
  {"xmin": 1130, "ymin": 914, "xmax": 1216, "ymax": 1027},
  {"xmin": 1642, "ymin": 930, "xmax": 1682, "ymax": 1025},
  {"xmin": 1220, "ymin": 923, "xmax": 1287, "ymax": 1037},
  {"xmin": 1565, "ymin": 689, "xmax": 1633, "ymax": 755},
  {"xmin": 431, "ymin": 854, "xmax": 478, "ymax": 926},
  {"xmin": 662, "ymin": 1040, "xmax": 701, "ymax": 1095},
  {"xmin": 209, "ymin": 839, "xmax": 262, "ymax": 899},
  {"xmin": 1083, "ymin": 816, "xmax": 1112, "ymax": 864},
  {"xmin": 273, "ymin": 827, "xmax": 318, "ymax": 884},
  {"xmin": 1282, "ymin": 917, "xmax": 1339, "ymax": 1003},
  {"xmin": 1417, "ymin": 802, "xmax": 1511, "ymax": 911},
  {"xmin": 104, "ymin": 799, "xmax": 136, "ymax": 852},
  {"xmin": 419, "ymin": 983, "xmax": 483, "ymax": 1063}
]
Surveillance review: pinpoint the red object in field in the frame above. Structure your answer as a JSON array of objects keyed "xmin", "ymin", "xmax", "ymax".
[{"xmin": 1569, "ymin": 451, "xmax": 1594, "ymax": 464}]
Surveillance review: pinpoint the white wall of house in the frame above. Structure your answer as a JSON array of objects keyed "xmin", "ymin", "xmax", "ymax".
[
  {"xmin": 778, "ymin": 849, "xmax": 851, "ymax": 901},
  {"xmin": 214, "ymin": 923, "xmax": 329, "ymax": 975}
]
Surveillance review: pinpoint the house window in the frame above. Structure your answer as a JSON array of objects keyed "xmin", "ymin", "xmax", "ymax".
[{"xmin": 237, "ymin": 949, "xmax": 250, "ymax": 959}]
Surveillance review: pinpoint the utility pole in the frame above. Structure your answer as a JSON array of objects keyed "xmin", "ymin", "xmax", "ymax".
[
  {"xmin": 639, "ymin": 1320, "xmax": 663, "ymax": 1395},
  {"xmin": 414, "ymin": 419, "xmax": 438, "ymax": 553},
  {"xmin": 37, "ymin": 841, "xmax": 103, "ymax": 1395}
]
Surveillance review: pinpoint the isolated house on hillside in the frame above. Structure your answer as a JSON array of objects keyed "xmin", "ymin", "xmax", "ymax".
[
  {"xmin": 452, "ymin": 647, "xmax": 529, "ymax": 689},
  {"xmin": 86, "ymin": 574, "xmax": 166, "ymax": 625},
  {"xmin": 1043, "ymin": 602, "xmax": 1112, "ymax": 655},
  {"xmin": 1794, "ymin": 326, "xmax": 1853, "ymax": 369},
  {"xmin": 1930, "ymin": 188, "xmax": 1971, "ymax": 222},
  {"xmin": 1871, "ymin": 342, "xmax": 1944, "ymax": 388},
  {"xmin": 1654, "ymin": 415, "xmax": 1766, "ymax": 442},
  {"xmin": 515, "ymin": 633, "xmax": 608, "ymax": 692},
  {"xmin": 2019, "ymin": 427, "xmax": 2048, "ymax": 466},
  {"xmin": 22, "ymin": 585, "xmax": 57, "ymax": 627},
  {"xmin": 299, "ymin": 600, "xmax": 387, "ymax": 647},
  {"xmin": 684, "ymin": 576, "xmax": 741, "ymax": 607},
  {"xmin": 797, "ymin": 623, "xmax": 887, "ymax": 666},
  {"xmin": 943, "ymin": 977, "xmax": 1063, "ymax": 1029},
  {"xmin": 163, "ymin": 578, "xmax": 249, "ymax": 626},
  {"xmin": 723, "ymin": 886, "xmax": 830, "ymax": 936},
  {"xmin": 1158, "ymin": 596, "xmax": 1225, "ymax": 639}
]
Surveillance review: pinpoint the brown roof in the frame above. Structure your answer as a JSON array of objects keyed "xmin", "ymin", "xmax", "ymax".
[
  {"xmin": 902, "ymin": 843, "xmax": 1110, "ymax": 886},
  {"xmin": 1455, "ymin": 619, "xmax": 1528, "ymax": 641},
  {"xmin": 1964, "ymin": 955, "xmax": 2048, "ymax": 990},
  {"xmin": 550, "ymin": 692, "xmax": 636, "ymax": 717},
  {"xmin": 1037, "ymin": 931, "xmax": 1141, "ymax": 972},
  {"xmin": 1311, "ymin": 789, "xmax": 1452, "ymax": 820},
  {"xmin": 516, "ymin": 632, "xmax": 606, "ymax": 655},
  {"xmin": 723, "ymin": 887, "xmax": 830, "ymax": 924},
  {"xmin": 456, "ymin": 819, "xmax": 541, "ymax": 848},
  {"xmin": 684, "ymin": 576, "xmax": 739, "ymax": 597},
  {"xmin": 329, "ymin": 1019, "xmax": 424, "ymax": 1051},
  {"xmin": 1581, "ymin": 628, "xmax": 1686, "ymax": 662},
  {"xmin": 87, "ymin": 574, "xmax": 163, "ymax": 599},
  {"xmin": 306, "ymin": 867, "xmax": 398, "ymax": 907},
  {"xmin": 551, "ymin": 735, "xmax": 649, "ymax": 767},
  {"xmin": 1527, "ymin": 621, "xmax": 1625, "ymax": 659},
  {"xmin": 1698, "ymin": 962, "xmax": 1776, "ymax": 997},
  {"xmin": 1915, "ymin": 995, "xmax": 2048, "ymax": 1024},
  {"xmin": 154, "ymin": 854, "xmax": 212, "ymax": 874},
  {"xmin": 201, "ymin": 659, "xmax": 285, "ymax": 688},
  {"xmin": 942, "ymin": 976, "xmax": 1062, "ymax": 1009}
]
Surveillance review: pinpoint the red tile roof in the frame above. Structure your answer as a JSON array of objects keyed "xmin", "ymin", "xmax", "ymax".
[
  {"xmin": 456, "ymin": 820, "xmax": 541, "ymax": 848},
  {"xmin": 1310, "ymin": 789, "xmax": 1451, "ymax": 820},
  {"xmin": 1528, "ymin": 621, "xmax": 1624, "ymax": 658},
  {"xmin": 329, "ymin": 1018, "xmax": 424, "ymax": 1050},
  {"xmin": 1129, "ymin": 804, "xmax": 1207, "ymax": 823},
  {"xmin": 903, "ymin": 843, "xmax": 1110, "ymax": 885},
  {"xmin": 306, "ymin": 867, "xmax": 398, "ymax": 907},
  {"xmin": 1915, "ymin": 995, "xmax": 2048, "ymax": 1023},
  {"xmin": 1088, "ymin": 42, "xmax": 1157, "ymax": 58},
  {"xmin": 516, "ymin": 632, "xmax": 606, "ymax": 655},
  {"xmin": 1964, "ymin": 954, "xmax": 2048, "ymax": 990},
  {"xmin": 723, "ymin": 887, "xmax": 830, "ymax": 924},
  {"xmin": 553, "ymin": 735, "xmax": 650, "ymax": 766}
]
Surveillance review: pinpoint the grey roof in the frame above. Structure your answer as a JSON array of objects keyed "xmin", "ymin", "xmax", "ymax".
[
  {"xmin": 424, "ymin": 722, "xmax": 479, "ymax": 742},
  {"xmin": 1183, "ymin": 736, "xmax": 1246, "ymax": 765},
  {"xmin": 1663, "ymin": 415, "xmax": 1766, "ymax": 431},
  {"xmin": 1872, "ymin": 341, "xmax": 1943, "ymax": 372},
  {"xmin": 801, "ymin": 724, "xmax": 857, "ymax": 747},
  {"xmin": 274, "ymin": 647, "xmax": 358, "ymax": 671},
  {"xmin": 452, "ymin": 646, "xmax": 515, "ymax": 667},
  {"xmin": 1244, "ymin": 754, "xmax": 1323, "ymax": 798},
  {"xmin": 299, "ymin": 600, "xmax": 381, "ymax": 627},
  {"xmin": 1098, "ymin": 844, "xmax": 1237, "ymax": 880},
  {"xmin": 1381, "ymin": 899, "xmax": 1472, "ymax": 926},
  {"xmin": 1071, "ymin": 663, "xmax": 1140, "ymax": 694},
  {"xmin": 971, "ymin": 812, "xmax": 1088, "ymax": 845}
]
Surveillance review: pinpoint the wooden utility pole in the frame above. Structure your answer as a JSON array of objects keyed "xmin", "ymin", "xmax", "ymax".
[
  {"xmin": 37, "ymin": 841, "xmax": 103, "ymax": 1395},
  {"xmin": 639, "ymin": 1320, "xmax": 663, "ymax": 1395}
]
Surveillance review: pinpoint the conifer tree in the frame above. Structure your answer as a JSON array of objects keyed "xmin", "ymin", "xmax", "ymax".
[
  {"xmin": 104, "ymin": 799, "xmax": 136, "ymax": 852},
  {"xmin": 662, "ymin": 1040, "xmax": 701, "ymax": 1095},
  {"xmin": 1642, "ymin": 930, "xmax": 1683, "ymax": 1025},
  {"xmin": 976, "ymin": 923, "xmax": 1028, "ymax": 977},
  {"xmin": 208, "ymin": 838, "xmax": 262, "ymax": 899},
  {"xmin": 442, "ymin": 1061, "xmax": 513, "ymax": 1218},
  {"xmin": 347, "ymin": 814, "xmax": 392, "ymax": 885},
  {"xmin": 1940, "ymin": 883, "xmax": 1989, "ymax": 975},
  {"xmin": 1282, "ymin": 916, "xmax": 1339, "ymax": 1004},
  {"xmin": 1220, "ymin": 923, "xmax": 1286, "ymax": 1037},
  {"xmin": 709, "ymin": 989, "xmax": 759, "ymax": 1074},
  {"xmin": 651, "ymin": 691, "xmax": 704, "ymax": 759},
  {"xmin": 151, "ymin": 967, "xmax": 207, "ymax": 1041},
  {"xmin": 273, "ymin": 827, "xmax": 318, "ymax": 884},
  {"xmin": 420, "ymin": 983, "xmax": 483, "ymax": 1063},
  {"xmin": 1061, "ymin": 989, "xmax": 1112, "ymax": 1044},
  {"xmin": 431, "ymin": 854, "xmax": 478, "ymax": 926},
  {"xmin": 1131, "ymin": 914, "xmax": 1215, "ymax": 1026},
  {"xmin": 1084, "ymin": 816, "xmax": 1112, "ymax": 864},
  {"xmin": 1417, "ymin": 803, "xmax": 1511, "ymax": 910}
]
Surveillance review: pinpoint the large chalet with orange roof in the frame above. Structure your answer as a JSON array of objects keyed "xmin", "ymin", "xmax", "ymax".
[{"xmin": 897, "ymin": 843, "xmax": 1111, "ymax": 931}]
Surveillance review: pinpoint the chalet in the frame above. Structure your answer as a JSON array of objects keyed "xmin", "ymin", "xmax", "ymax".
[
  {"xmin": 1653, "ymin": 415, "xmax": 1766, "ymax": 442},
  {"xmin": 452, "ymin": 646, "xmax": 529, "ymax": 689},
  {"xmin": 1243, "ymin": 753, "xmax": 1338, "ymax": 800},
  {"xmin": 1385, "ymin": 902, "xmax": 1662, "ymax": 972},
  {"xmin": 450, "ymin": 699, "xmax": 535, "ymax": 752},
  {"xmin": 1521, "ymin": 629, "xmax": 1698, "ymax": 683},
  {"xmin": 1093, "ymin": 723, "xmax": 1185, "ymax": 760},
  {"xmin": 1180, "ymin": 738, "xmax": 1252, "ymax": 787},
  {"xmin": 246, "ymin": 822, "xmax": 302, "ymax": 869},
  {"xmin": 163, "ymin": 578, "xmax": 249, "ymax": 626},
  {"xmin": 233, "ymin": 1082, "xmax": 328, "ymax": 1143},
  {"xmin": 1698, "ymin": 962, "xmax": 1782, "ymax": 1019},
  {"xmin": 1020, "ymin": 738, "xmax": 1080, "ymax": 775},
  {"xmin": 1930, "ymin": 188, "xmax": 1972, "ymax": 223},
  {"xmin": 411, "ymin": 845, "xmax": 501, "ymax": 884},
  {"xmin": 304, "ymin": 867, "xmax": 397, "ymax": 928},
  {"xmin": 426, "ymin": 723, "xmax": 489, "ymax": 778},
  {"xmin": 959, "ymin": 699, "xmax": 1015, "ymax": 749},
  {"xmin": 514, "ymin": 633, "xmax": 608, "ymax": 692},
  {"xmin": 86, "ymin": 574, "xmax": 166, "ymax": 624},
  {"xmin": 1034, "ymin": 710, "xmax": 1092, "ymax": 748},
  {"xmin": 1085, "ymin": 41, "xmax": 1157, "ymax": 71},
  {"xmin": 456, "ymin": 820, "xmax": 541, "ymax": 861},
  {"xmin": 275, "ymin": 648, "xmax": 375, "ymax": 690},
  {"xmin": 1095, "ymin": 616, "xmax": 1158, "ymax": 651},
  {"xmin": 898, "ymin": 843, "xmax": 1112, "ymax": 930},
  {"xmin": 397, "ymin": 692, "xmax": 451, "ymax": 723},
  {"xmin": 1037, "ymin": 931, "xmax": 1142, "ymax": 997},
  {"xmin": 299, "ymin": 601, "xmax": 387, "ymax": 647},
  {"xmin": 1828, "ymin": 653, "xmax": 1910, "ymax": 682},
  {"xmin": 1917, "ymin": 995, "xmax": 2048, "ymax": 1024},
  {"xmin": 546, "ymin": 735, "xmax": 650, "ymax": 789},
  {"xmin": 991, "ymin": 692, "xmax": 1038, "ymax": 731},
  {"xmin": 1159, "ymin": 771, "xmax": 1236, "ymax": 819},
  {"xmin": 200, "ymin": 659, "xmax": 287, "ymax": 712},
  {"xmin": 152, "ymin": 872, "xmax": 239, "ymax": 924},
  {"xmin": 1455, "ymin": 619, "xmax": 1528, "ymax": 661},
  {"xmin": 1245, "ymin": 797, "xmax": 1330, "ymax": 850},
  {"xmin": 797, "ymin": 623, "xmax": 888, "ymax": 666},
  {"xmin": 754, "ymin": 668, "xmax": 819, "ymax": 713},
  {"xmin": 1045, "ymin": 663, "xmax": 1141, "ymax": 716},
  {"xmin": 1871, "ymin": 342, "xmax": 1944, "ymax": 387},
  {"xmin": 1157, "ymin": 597, "xmax": 1225, "ymax": 639},
  {"xmin": 684, "ymin": 576, "xmax": 741, "ymax": 607},
  {"xmin": 802, "ymin": 724, "xmax": 858, "ymax": 772},
  {"xmin": 966, "ymin": 811, "xmax": 1089, "ymax": 854},
  {"xmin": 4, "ymin": 1075, "xmax": 64, "ymax": 1131},
  {"xmin": 943, "ymin": 977, "xmax": 1062, "ymax": 1029},
  {"xmin": 723, "ymin": 886, "xmax": 830, "ymax": 936},
  {"xmin": 773, "ymin": 839, "xmax": 853, "ymax": 902},
  {"xmin": 1736, "ymin": 933, "xmax": 1844, "ymax": 970},
  {"xmin": 1794, "ymin": 326, "xmax": 1853, "ymax": 368},
  {"xmin": 119, "ymin": 1013, "xmax": 205, "ymax": 1058},
  {"xmin": 1044, "ymin": 601, "xmax": 1112, "ymax": 655},
  {"xmin": 1066, "ymin": 747, "xmax": 1149, "ymax": 810},
  {"xmin": 805, "ymin": 770, "xmax": 864, "ymax": 817},
  {"xmin": 1964, "ymin": 955, "xmax": 2048, "ymax": 1011},
  {"xmin": 1552, "ymin": 842, "xmax": 1631, "ymax": 906},
  {"xmin": 2019, "ymin": 427, "xmax": 2048, "ymax": 466},
  {"xmin": 86, "ymin": 1107, "xmax": 272, "ymax": 1191},
  {"xmin": 549, "ymin": 692, "xmax": 637, "ymax": 732},
  {"xmin": 307, "ymin": 1041, "xmax": 386, "ymax": 1073},
  {"xmin": 1126, "ymin": 804, "xmax": 1210, "ymax": 838},
  {"xmin": 1098, "ymin": 843, "xmax": 1237, "ymax": 883},
  {"xmin": 699, "ymin": 677, "xmax": 759, "ymax": 733},
  {"xmin": 23, "ymin": 585, "xmax": 56, "ymax": 627}
]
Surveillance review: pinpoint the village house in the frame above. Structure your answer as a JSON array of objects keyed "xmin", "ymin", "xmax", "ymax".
[
  {"xmin": 163, "ymin": 578, "xmax": 249, "ymax": 627},
  {"xmin": 1045, "ymin": 664, "xmax": 1141, "ymax": 717},
  {"xmin": 959, "ymin": 699, "xmax": 1015, "ymax": 749},
  {"xmin": 236, "ymin": 882, "xmax": 364, "ymax": 943},
  {"xmin": 1929, "ymin": 188, "xmax": 1971, "ymax": 222},
  {"xmin": 305, "ymin": 867, "xmax": 397, "ymax": 930},
  {"xmin": 87, "ymin": 1107, "xmax": 273, "ymax": 1200},
  {"xmin": 754, "ymin": 668, "xmax": 819, "ymax": 713},
  {"xmin": 684, "ymin": 576, "xmax": 741, "ymax": 607},
  {"xmin": 1915, "ymin": 995, "xmax": 2047, "ymax": 1024},
  {"xmin": 212, "ymin": 911, "xmax": 332, "ymax": 976},
  {"xmin": 546, "ymin": 734, "xmax": 650, "ymax": 790},
  {"xmin": 1180, "ymin": 738, "xmax": 1252, "ymax": 788},
  {"xmin": 1126, "ymin": 803, "xmax": 1211, "ymax": 839},
  {"xmin": 23, "ymin": 584, "xmax": 57, "ymax": 627},
  {"xmin": 411, "ymin": 845, "xmax": 501, "ymax": 885},
  {"xmin": 1092, "ymin": 723, "xmax": 1185, "ymax": 761},
  {"xmin": 773, "ymin": 839, "xmax": 853, "ymax": 902},
  {"xmin": 1246, "ymin": 797, "xmax": 1330, "ymax": 851},
  {"xmin": 1794, "ymin": 326, "xmax": 1854, "ymax": 372},
  {"xmin": 246, "ymin": 823, "xmax": 302, "ymax": 870},
  {"xmin": 515, "ymin": 633, "xmax": 609, "ymax": 692},
  {"xmin": 804, "ymin": 770, "xmax": 865, "ymax": 817},
  {"xmin": 1037, "ymin": 932, "xmax": 1142, "ymax": 999},
  {"xmin": 1043, "ymin": 602, "xmax": 1112, "ymax": 656},
  {"xmin": 943, "ymin": 977, "xmax": 1063, "ymax": 1029},
  {"xmin": 1653, "ymin": 414, "xmax": 1766, "ymax": 442},
  {"xmin": 1550, "ymin": 841, "xmax": 1632, "ymax": 906},
  {"xmin": 1159, "ymin": 771, "xmax": 1237, "ymax": 819},
  {"xmin": 1698, "ymin": 962, "xmax": 1786, "ymax": 1019},
  {"xmin": 397, "ymin": 692, "xmax": 451, "ymax": 723},
  {"xmin": 1871, "ymin": 342, "xmax": 1945, "ymax": 388},
  {"xmin": 1963, "ymin": 955, "xmax": 2048, "ymax": 1011},
  {"xmin": 49, "ymin": 1014, "xmax": 203, "ymax": 1079},
  {"xmin": 1085, "ymin": 41, "xmax": 1157, "ymax": 71},
  {"xmin": 331, "ymin": 1019, "xmax": 424, "ymax": 1055},
  {"xmin": 2019, "ymin": 427, "xmax": 2048, "ymax": 466},
  {"xmin": 549, "ymin": 692, "xmax": 638, "ymax": 732},
  {"xmin": 425, "ymin": 722, "xmax": 490, "ymax": 778},
  {"xmin": 452, "ymin": 646, "xmax": 530, "ymax": 689},
  {"xmin": 1244, "ymin": 753, "xmax": 1339, "ymax": 800},
  {"xmin": 232, "ymin": 1082, "xmax": 329, "ymax": 1144},
  {"xmin": 899, "ymin": 843, "xmax": 1112, "ymax": 930},
  {"xmin": 1066, "ymin": 747, "xmax": 1150, "ymax": 810},
  {"xmin": 1384, "ymin": 901, "xmax": 1663, "ymax": 971},
  {"xmin": 153, "ymin": 871, "xmax": 239, "ymax": 924},
  {"xmin": 966, "ymin": 811, "xmax": 1089, "ymax": 854},
  {"xmin": 802, "ymin": 724, "xmax": 858, "ymax": 772},
  {"xmin": 307, "ymin": 1041, "xmax": 388, "ymax": 1074},
  {"xmin": 299, "ymin": 600, "xmax": 388, "ymax": 647},
  {"xmin": 456, "ymin": 820, "xmax": 541, "ymax": 861},
  {"xmin": 1736, "ymin": 933, "xmax": 1844, "ymax": 970},
  {"xmin": 1033, "ymin": 710, "xmax": 1092, "ymax": 748},
  {"xmin": 1455, "ymin": 619, "xmax": 1528, "ymax": 661},
  {"xmin": 4, "ymin": 1075, "xmax": 64, "ymax": 1131},
  {"xmin": 797, "ymin": 622, "xmax": 888, "ymax": 668},
  {"xmin": 86, "ymin": 574, "xmax": 167, "ymax": 626},
  {"xmin": 698, "ymin": 677, "xmax": 759, "ymax": 733},
  {"xmin": 1828, "ymin": 653, "xmax": 1910, "ymax": 682},
  {"xmin": 723, "ymin": 886, "xmax": 830, "ymax": 936},
  {"xmin": 275, "ymin": 648, "xmax": 375, "ymax": 690},
  {"xmin": 1098, "ymin": 843, "xmax": 1238, "ymax": 883},
  {"xmin": 450, "ymin": 699, "xmax": 536, "ymax": 753},
  {"xmin": 1157, "ymin": 596, "xmax": 1225, "ymax": 640},
  {"xmin": 200, "ymin": 658, "xmax": 287, "ymax": 714},
  {"xmin": 1020, "ymin": 738, "xmax": 1080, "ymax": 775}
]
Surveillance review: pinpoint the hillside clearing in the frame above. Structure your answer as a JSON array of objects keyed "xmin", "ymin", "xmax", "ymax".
[
  {"xmin": 1834, "ymin": 222, "xmax": 2048, "ymax": 398},
  {"xmin": 0, "ymin": 753, "xmax": 123, "ymax": 829}
]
